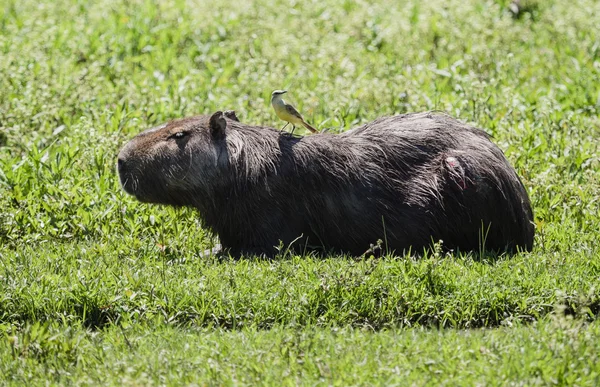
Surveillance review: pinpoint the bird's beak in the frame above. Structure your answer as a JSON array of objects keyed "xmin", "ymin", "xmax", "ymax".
[{"xmin": 282, "ymin": 90, "xmax": 287, "ymax": 94}]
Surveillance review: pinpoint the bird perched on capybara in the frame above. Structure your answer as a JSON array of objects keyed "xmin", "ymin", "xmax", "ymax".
[{"xmin": 117, "ymin": 111, "xmax": 534, "ymax": 258}]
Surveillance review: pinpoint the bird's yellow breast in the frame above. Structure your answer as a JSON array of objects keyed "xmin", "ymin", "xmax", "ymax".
[{"xmin": 272, "ymin": 99, "xmax": 304, "ymax": 124}]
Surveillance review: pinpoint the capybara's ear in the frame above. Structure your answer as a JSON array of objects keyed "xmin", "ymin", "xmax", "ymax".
[
  {"xmin": 223, "ymin": 110, "xmax": 240, "ymax": 122},
  {"xmin": 209, "ymin": 111, "xmax": 227, "ymax": 139}
]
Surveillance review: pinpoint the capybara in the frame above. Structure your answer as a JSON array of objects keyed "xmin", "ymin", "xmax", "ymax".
[{"xmin": 117, "ymin": 111, "xmax": 534, "ymax": 257}]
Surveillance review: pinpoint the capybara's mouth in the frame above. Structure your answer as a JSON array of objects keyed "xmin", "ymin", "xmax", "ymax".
[
  {"xmin": 119, "ymin": 173, "xmax": 162, "ymax": 204},
  {"xmin": 117, "ymin": 167, "xmax": 139, "ymax": 197},
  {"xmin": 121, "ymin": 180, "xmax": 152, "ymax": 203},
  {"xmin": 117, "ymin": 158, "xmax": 139, "ymax": 196},
  {"xmin": 119, "ymin": 176, "xmax": 138, "ymax": 196}
]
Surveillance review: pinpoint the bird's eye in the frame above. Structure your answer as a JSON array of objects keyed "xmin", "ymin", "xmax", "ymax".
[{"xmin": 168, "ymin": 131, "xmax": 188, "ymax": 140}]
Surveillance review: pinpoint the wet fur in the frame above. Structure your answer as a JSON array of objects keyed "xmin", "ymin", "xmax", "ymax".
[{"xmin": 118, "ymin": 111, "xmax": 534, "ymax": 257}]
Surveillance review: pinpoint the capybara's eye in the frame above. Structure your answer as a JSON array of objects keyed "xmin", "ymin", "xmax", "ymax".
[{"xmin": 168, "ymin": 131, "xmax": 189, "ymax": 140}]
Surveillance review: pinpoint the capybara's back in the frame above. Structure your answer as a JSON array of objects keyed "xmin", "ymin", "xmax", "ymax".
[{"xmin": 117, "ymin": 111, "xmax": 534, "ymax": 257}]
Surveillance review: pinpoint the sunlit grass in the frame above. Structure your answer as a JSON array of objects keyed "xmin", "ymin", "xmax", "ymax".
[{"xmin": 1, "ymin": 0, "xmax": 599, "ymax": 384}]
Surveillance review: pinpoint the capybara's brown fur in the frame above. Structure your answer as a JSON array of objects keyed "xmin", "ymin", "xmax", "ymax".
[{"xmin": 117, "ymin": 111, "xmax": 534, "ymax": 257}]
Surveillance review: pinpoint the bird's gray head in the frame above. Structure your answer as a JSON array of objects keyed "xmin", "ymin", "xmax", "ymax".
[{"xmin": 271, "ymin": 90, "xmax": 287, "ymax": 96}]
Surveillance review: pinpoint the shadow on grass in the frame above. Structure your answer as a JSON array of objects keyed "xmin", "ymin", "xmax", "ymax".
[{"xmin": 73, "ymin": 300, "xmax": 600, "ymax": 332}]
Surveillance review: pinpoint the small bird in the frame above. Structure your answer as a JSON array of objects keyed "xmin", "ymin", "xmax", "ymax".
[{"xmin": 271, "ymin": 90, "xmax": 318, "ymax": 134}]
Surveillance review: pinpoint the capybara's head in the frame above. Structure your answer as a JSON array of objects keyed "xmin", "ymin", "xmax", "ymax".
[{"xmin": 117, "ymin": 111, "xmax": 233, "ymax": 206}]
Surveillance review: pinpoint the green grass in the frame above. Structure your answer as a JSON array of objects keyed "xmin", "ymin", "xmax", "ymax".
[
  {"xmin": 2, "ymin": 318, "xmax": 600, "ymax": 385},
  {"xmin": 1, "ymin": 0, "xmax": 600, "ymax": 384}
]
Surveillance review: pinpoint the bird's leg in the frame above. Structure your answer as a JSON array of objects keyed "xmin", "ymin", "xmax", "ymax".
[
  {"xmin": 280, "ymin": 122, "xmax": 289, "ymax": 132},
  {"xmin": 290, "ymin": 125, "xmax": 296, "ymax": 135}
]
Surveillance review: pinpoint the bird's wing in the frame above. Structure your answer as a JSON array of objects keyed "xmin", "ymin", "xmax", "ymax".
[{"xmin": 285, "ymin": 103, "xmax": 304, "ymax": 120}]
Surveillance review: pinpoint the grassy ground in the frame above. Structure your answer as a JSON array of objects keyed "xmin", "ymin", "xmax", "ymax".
[
  {"xmin": 2, "ymin": 318, "xmax": 599, "ymax": 385},
  {"xmin": 1, "ymin": 0, "xmax": 599, "ymax": 385}
]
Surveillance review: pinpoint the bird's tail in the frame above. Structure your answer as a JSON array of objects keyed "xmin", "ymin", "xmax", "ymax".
[{"xmin": 301, "ymin": 120, "xmax": 318, "ymax": 133}]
